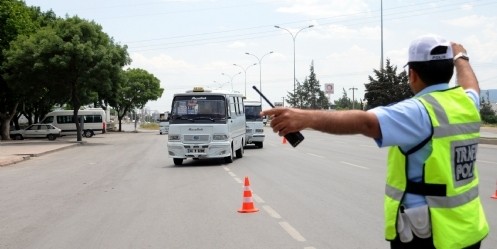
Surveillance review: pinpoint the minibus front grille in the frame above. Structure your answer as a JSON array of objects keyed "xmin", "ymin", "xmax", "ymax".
[{"xmin": 183, "ymin": 135, "xmax": 210, "ymax": 143}]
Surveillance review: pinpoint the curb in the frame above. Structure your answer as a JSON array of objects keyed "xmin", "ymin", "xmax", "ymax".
[
  {"xmin": 480, "ymin": 138, "xmax": 497, "ymax": 146},
  {"xmin": 0, "ymin": 143, "xmax": 80, "ymax": 167},
  {"xmin": 0, "ymin": 155, "xmax": 31, "ymax": 167}
]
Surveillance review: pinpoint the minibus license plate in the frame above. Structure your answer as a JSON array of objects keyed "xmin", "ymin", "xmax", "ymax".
[{"xmin": 188, "ymin": 148, "xmax": 205, "ymax": 153}]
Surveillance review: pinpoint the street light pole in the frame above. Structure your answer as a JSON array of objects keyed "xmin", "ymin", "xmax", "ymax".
[
  {"xmin": 349, "ymin": 87, "xmax": 358, "ymax": 109},
  {"xmin": 221, "ymin": 72, "xmax": 241, "ymax": 92},
  {"xmin": 274, "ymin": 25, "xmax": 314, "ymax": 106},
  {"xmin": 233, "ymin": 63, "xmax": 257, "ymax": 97},
  {"xmin": 245, "ymin": 51, "xmax": 273, "ymax": 102}
]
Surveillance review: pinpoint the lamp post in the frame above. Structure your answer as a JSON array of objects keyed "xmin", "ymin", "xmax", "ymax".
[
  {"xmin": 274, "ymin": 25, "xmax": 314, "ymax": 105},
  {"xmin": 221, "ymin": 72, "xmax": 241, "ymax": 92},
  {"xmin": 233, "ymin": 63, "xmax": 257, "ymax": 97},
  {"xmin": 245, "ymin": 51, "xmax": 273, "ymax": 102},
  {"xmin": 349, "ymin": 87, "xmax": 358, "ymax": 109}
]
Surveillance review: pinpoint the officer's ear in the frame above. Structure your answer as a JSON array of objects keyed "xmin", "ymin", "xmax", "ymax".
[{"xmin": 408, "ymin": 68, "xmax": 424, "ymax": 93}]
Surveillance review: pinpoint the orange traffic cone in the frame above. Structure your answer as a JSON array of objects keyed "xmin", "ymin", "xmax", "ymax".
[
  {"xmin": 282, "ymin": 137, "xmax": 287, "ymax": 144},
  {"xmin": 238, "ymin": 176, "xmax": 259, "ymax": 213},
  {"xmin": 491, "ymin": 181, "xmax": 497, "ymax": 199}
]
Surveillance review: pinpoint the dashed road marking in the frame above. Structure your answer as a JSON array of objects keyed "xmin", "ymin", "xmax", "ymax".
[
  {"xmin": 253, "ymin": 194, "xmax": 264, "ymax": 203},
  {"xmin": 279, "ymin": 221, "xmax": 307, "ymax": 242},
  {"xmin": 306, "ymin": 153, "xmax": 324, "ymax": 158},
  {"xmin": 262, "ymin": 205, "xmax": 281, "ymax": 219},
  {"xmin": 340, "ymin": 161, "xmax": 369, "ymax": 169},
  {"xmin": 225, "ymin": 168, "xmax": 315, "ymax": 248},
  {"xmin": 478, "ymin": 160, "xmax": 497, "ymax": 165}
]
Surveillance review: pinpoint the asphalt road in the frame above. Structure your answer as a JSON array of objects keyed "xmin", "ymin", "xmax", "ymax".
[{"xmin": 0, "ymin": 125, "xmax": 496, "ymax": 249}]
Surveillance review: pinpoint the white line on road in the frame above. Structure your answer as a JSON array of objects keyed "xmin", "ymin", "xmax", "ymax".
[
  {"xmin": 253, "ymin": 194, "xmax": 265, "ymax": 203},
  {"xmin": 262, "ymin": 205, "xmax": 282, "ymax": 219},
  {"xmin": 228, "ymin": 172, "xmax": 236, "ymax": 177},
  {"xmin": 234, "ymin": 177, "xmax": 242, "ymax": 184},
  {"xmin": 223, "ymin": 166, "xmax": 230, "ymax": 171},
  {"xmin": 360, "ymin": 144, "xmax": 377, "ymax": 148},
  {"xmin": 279, "ymin": 221, "xmax": 307, "ymax": 242},
  {"xmin": 340, "ymin": 161, "xmax": 369, "ymax": 169},
  {"xmin": 478, "ymin": 160, "xmax": 497, "ymax": 165},
  {"xmin": 306, "ymin": 153, "xmax": 324, "ymax": 158}
]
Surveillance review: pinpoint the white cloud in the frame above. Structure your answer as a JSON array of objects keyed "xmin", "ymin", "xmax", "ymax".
[
  {"xmin": 273, "ymin": 0, "xmax": 369, "ymax": 17},
  {"xmin": 460, "ymin": 3, "xmax": 474, "ymax": 11},
  {"xmin": 227, "ymin": 41, "xmax": 247, "ymax": 48},
  {"xmin": 444, "ymin": 14, "xmax": 496, "ymax": 28},
  {"xmin": 317, "ymin": 23, "xmax": 380, "ymax": 40},
  {"xmin": 130, "ymin": 52, "xmax": 192, "ymax": 72}
]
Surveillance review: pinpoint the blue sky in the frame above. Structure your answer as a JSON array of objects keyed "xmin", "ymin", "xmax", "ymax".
[{"xmin": 24, "ymin": 0, "xmax": 497, "ymax": 113}]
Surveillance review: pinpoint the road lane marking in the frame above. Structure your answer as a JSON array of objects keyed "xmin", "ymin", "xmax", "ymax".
[
  {"xmin": 223, "ymin": 166, "xmax": 230, "ymax": 171},
  {"xmin": 225, "ymin": 168, "xmax": 315, "ymax": 248},
  {"xmin": 340, "ymin": 161, "xmax": 369, "ymax": 169},
  {"xmin": 306, "ymin": 153, "xmax": 324, "ymax": 158},
  {"xmin": 262, "ymin": 205, "xmax": 281, "ymax": 219},
  {"xmin": 360, "ymin": 144, "xmax": 377, "ymax": 148},
  {"xmin": 279, "ymin": 221, "xmax": 307, "ymax": 242},
  {"xmin": 253, "ymin": 194, "xmax": 264, "ymax": 203},
  {"xmin": 478, "ymin": 160, "xmax": 497, "ymax": 165}
]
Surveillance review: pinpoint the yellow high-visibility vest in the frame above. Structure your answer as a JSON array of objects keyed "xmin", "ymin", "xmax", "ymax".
[{"xmin": 384, "ymin": 87, "xmax": 488, "ymax": 249}]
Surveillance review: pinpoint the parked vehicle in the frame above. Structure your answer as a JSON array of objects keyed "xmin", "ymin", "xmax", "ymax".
[
  {"xmin": 40, "ymin": 109, "xmax": 106, "ymax": 138},
  {"xmin": 159, "ymin": 121, "xmax": 169, "ymax": 135},
  {"xmin": 244, "ymin": 99, "xmax": 265, "ymax": 148},
  {"xmin": 159, "ymin": 112, "xmax": 170, "ymax": 135},
  {"xmin": 167, "ymin": 86, "xmax": 246, "ymax": 165},
  {"xmin": 10, "ymin": 124, "xmax": 62, "ymax": 141}
]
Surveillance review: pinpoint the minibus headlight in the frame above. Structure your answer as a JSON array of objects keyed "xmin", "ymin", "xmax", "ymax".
[
  {"xmin": 213, "ymin": 134, "xmax": 228, "ymax": 141},
  {"xmin": 168, "ymin": 134, "xmax": 180, "ymax": 141}
]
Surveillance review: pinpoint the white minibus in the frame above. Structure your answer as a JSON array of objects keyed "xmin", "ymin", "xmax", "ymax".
[
  {"xmin": 41, "ymin": 109, "xmax": 106, "ymax": 137},
  {"xmin": 244, "ymin": 99, "xmax": 265, "ymax": 148},
  {"xmin": 167, "ymin": 87, "xmax": 246, "ymax": 165}
]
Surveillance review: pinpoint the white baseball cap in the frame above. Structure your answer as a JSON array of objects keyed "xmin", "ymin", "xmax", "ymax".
[{"xmin": 407, "ymin": 35, "xmax": 453, "ymax": 63}]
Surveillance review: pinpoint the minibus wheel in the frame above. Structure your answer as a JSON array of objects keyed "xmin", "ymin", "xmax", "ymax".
[{"xmin": 224, "ymin": 145, "xmax": 234, "ymax": 163}]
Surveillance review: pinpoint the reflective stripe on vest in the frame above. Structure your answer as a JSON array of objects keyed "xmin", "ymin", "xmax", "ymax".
[
  {"xmin": 386, "ymin": 183, "xmax": 479, "ymax": 208},
  {"xmin": 423, "ymin": 94, "xmax": 480, "ymax": 138}
]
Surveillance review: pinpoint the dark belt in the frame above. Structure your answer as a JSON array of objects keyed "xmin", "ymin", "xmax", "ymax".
[{"xmin": 405, "ymin": 181, "xmax": 446, "ymax": 196}]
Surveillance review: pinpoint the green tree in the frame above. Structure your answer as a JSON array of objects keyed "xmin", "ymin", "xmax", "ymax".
[
  {"xmin": 0, "ymin": 0, "xmax": 56, "ymax": 140},
  {"xmin": 480, "ymin": 92, "xmax": 497, "ymax": 124},
  {"xmin": 3, "ymin": 16, "xmax": 130, "ymax": 141},
  {"xmin": 364, "ymin": 59, "xmax": 411, "ymax": 109},
  {"xmin": 333, "ymin": 88, "xmax": 362, "ymax": 110},
  {"xmin": 109, "ymin": 68, "xmax": 164, "ymax": 132},
  {"xmin": 335, "ymin": 88, "xmax": 350, "ymax": 109},
  {"xmin": 286, "ymin": 61, "xmax": 329, "ymax": 109}
]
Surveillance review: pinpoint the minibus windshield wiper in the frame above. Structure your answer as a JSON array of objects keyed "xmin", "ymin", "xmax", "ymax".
[{"xmin": 192, "ymin": 116, "xmax": 215, "ymax": 122}]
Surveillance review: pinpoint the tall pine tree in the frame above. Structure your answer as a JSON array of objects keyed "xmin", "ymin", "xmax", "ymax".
[{"xmin": 364, "ymin": 59, "xmax": 411, "ymax": 109}]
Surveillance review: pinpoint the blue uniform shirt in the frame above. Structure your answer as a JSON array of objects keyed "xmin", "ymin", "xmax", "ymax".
[{"xmin": 369, "ymin": 84, "xmax": 479, "ymax": 208}]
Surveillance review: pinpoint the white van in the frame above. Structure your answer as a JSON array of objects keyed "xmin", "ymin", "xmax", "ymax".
[
  {"xmin": 167, "ymin": 87, "xmax": 246, "ymax": 165},
  {"xmin": 159, "ymin": 121, "xmax": 169, "ymax": 135},
  {"xmin": 244, "ymin": 99, "xmax": 265, "ymax": 148},
  {"xmin": 41, "ymin": 109, "xmax": 106, "ymax": 137},
  {"xmin": 159, "ymin": 113, "xmax": 170, "ymax": 135}
]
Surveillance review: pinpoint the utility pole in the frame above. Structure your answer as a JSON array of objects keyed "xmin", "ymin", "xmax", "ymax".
[
  {"xmin": 380, "ymin": 0, "xmax": 384, "ymax": 71},
  {"xmin": 349, "ymin": 87, "xmax": 358, "ymax": 109}
]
